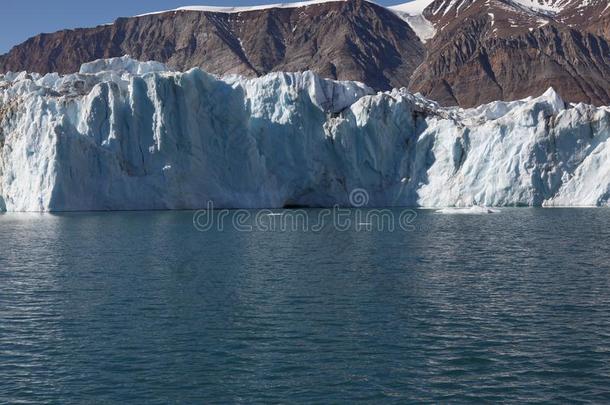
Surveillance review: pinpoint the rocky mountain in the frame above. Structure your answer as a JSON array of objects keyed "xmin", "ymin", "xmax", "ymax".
[
  {"xmin": 410, "ymin": 0, "xmax": 610, "ymax": 107},
  {"xmin": 1, "ymin": 0, "xmax": 609, "ymax": 107},
  {"xmin": 0, "ymin": 0, "xmax": 424, "ymax": 91}
]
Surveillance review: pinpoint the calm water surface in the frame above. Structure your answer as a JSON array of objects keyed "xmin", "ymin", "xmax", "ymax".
[{"xmin": 1, "ymin": 209, "xmax": 610, "ymax": 403}]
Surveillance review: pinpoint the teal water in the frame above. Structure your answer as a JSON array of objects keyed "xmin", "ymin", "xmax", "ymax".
[{"xmin": 1, "ymin": 209, "xmax": 610, "ymax": 403}]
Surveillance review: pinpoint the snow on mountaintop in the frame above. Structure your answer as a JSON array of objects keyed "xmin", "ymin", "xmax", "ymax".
[
  {"xmin": 388, "ymin": 0, "xmax": 435, "ymax": 15},
  {"xmin": 137, "ymin": 0, "xmax": 438, "ymax": 43},
  {"xmin": 136, "ymin": 0, "xmax": 349, "ymax": 16},
  {"xmin": 510, "ymin": 0, "xmax": 566, "ymax": 14},
  {"xmin": 389, "ymin": 0, "xmax": 437, "ymax": 42},
  {"xmin": 138, "ymin": 0, "xmax": 440, "ymax": 17},
  {"xmin": 500, "ymin": 0, "xmax": 604, "ymax": 16},
  {"xmin": 135, "ymin": 0, "xmax": 581, "ymax": 18}
]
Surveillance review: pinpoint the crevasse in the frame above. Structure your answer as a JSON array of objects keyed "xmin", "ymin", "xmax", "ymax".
[{"xmin": 0, "ymin": 56, "xmax": 609, "ymax": 212}]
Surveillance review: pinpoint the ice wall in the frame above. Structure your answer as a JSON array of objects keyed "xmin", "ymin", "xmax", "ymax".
[{"xmin": 0, "ymin": 56, "xmax": 609, "ymax": 211}]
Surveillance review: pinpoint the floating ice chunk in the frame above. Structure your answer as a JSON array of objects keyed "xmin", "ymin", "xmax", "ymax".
[{"xmin": 436, "ymin": 207, "xmax": 500, "ymax": 215}]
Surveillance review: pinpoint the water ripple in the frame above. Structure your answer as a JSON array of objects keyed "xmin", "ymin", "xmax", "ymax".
[{"xmin": 1, "ymin": 209, "xmax": 610, "ymax": 403}]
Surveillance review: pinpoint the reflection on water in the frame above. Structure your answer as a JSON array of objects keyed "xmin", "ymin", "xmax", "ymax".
[{"xmin": 1, "ymin": 209, "xmax": 610, "ymax": 402}]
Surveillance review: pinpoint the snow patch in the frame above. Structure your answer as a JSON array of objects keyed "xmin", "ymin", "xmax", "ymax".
[
  {"xmin": 509, "ymin": 0, "xmax": 565, "ymax": 14},
  {"xmin": 389, "ymin": 0, "xmax": 437, "ymax": 42},
  {"xmin": 136, "ymin": 0, "xmax": 349, "ymax": 16},
  {"xmin": 389, "ymin": 0, "xmax": 435, "ymax": 15}
]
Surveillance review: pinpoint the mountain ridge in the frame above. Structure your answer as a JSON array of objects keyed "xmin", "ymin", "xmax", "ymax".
[
  {"xmin": 1, "ymin": 0, "xmax": 609, "ymax": 107},
  {"xmin": 0, "ymin": 0, "xmax": 425, "ymax": 91}
]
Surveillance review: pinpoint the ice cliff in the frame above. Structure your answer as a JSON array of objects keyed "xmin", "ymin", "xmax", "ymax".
[{"xmin": 1, "ymin": 56, "xmax": 609, "ymax": 211}]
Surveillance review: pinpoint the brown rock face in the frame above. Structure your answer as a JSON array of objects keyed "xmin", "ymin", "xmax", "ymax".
[
  {"xmin": 0, "ymin": 0, "xmax": 424, "ymax": 91},
  {"xmin": 409, "ymin": 0, "xmax": 610, "ymax": 107},
  {"xmin": 1, "ymin": 0, "xmax": 610, "ymax": 107},
  {"xmin": 556, "ymin": 0, "xmax": 610, "ymax": 40}
]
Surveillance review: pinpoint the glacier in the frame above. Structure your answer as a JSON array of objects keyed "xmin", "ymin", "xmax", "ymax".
[{"xmin": 1, "ymin": 56, "xmax": 610, "ymax": 212}]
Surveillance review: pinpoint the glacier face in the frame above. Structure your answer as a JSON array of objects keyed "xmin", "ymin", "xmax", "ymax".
[{"xmin": 1, "ymin": 56, "xmax": 610, "ymax": 212}]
